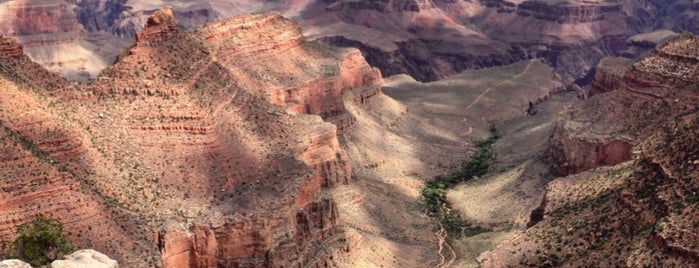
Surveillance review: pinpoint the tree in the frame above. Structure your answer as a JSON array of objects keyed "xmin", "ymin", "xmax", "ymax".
[{"xmin": 5, "ymin": 216, "xmax": 75, "ymax": 267}]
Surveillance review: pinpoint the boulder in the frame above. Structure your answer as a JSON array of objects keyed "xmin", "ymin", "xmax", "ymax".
[
  {"xmin": 50, "ymin": 249, "xmax": 118, "ymax": 268},
  {"xmin": 0, "ymin": 260, "xmax": 32, "ymax": 268}
]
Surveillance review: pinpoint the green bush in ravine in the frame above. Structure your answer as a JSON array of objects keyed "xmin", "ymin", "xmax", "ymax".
[
  {"xmin": 5, "ymin": 216, "xmax": 75, "ymax": 267},
  {"xmin": 421, "ymin": 126, "xmax": 500, "ymax": 235}
]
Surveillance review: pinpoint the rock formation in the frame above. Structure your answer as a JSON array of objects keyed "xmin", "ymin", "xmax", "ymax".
[
  {"xmin": 479, "ymin": 33, "xmax": 699, "ymax": 267},
  {"xmin": 4, "ymin": 0, "xmax": 699, "ymax": 86},
  {"xmin": 546, "ymin": 34, "xmax": 699, "ymax": 176},
  {"xmin": 50, "ymin": 249, "xmax": 118, "ymax": 268},
  {"xmin": 0, "ymin": 0, "xmax": 128, "ymax": 81},
  {"xmin": 0, "ymin": 0, "xmax": 81, "ymax": 46},
  {"xmin": 0, "ymin": 260, "xmax": 31, "ymax": 268},
  {"xmin": 481, "ymin": 109, "xmax": 699, "ymax": 266},
  {"xmin": 135, "ymin": 6, "xmax": 176, "ymax": 45},
  {"xmin": 0, "ymin": 7, "xmax": 391, "ymax": 267},
  {"xmin": 0, "ymin": 37, "xmax": 23, "ymax": 57}
]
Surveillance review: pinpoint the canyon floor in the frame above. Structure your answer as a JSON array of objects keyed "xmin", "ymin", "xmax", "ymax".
[{"xmin": 332, "ymin": 58, "xmax": 566, "ymax": 266}]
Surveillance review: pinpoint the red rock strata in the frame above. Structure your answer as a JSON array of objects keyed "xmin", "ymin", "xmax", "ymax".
[
  {"xmin": 0, "ymin": 37, "xmax": 23, "ymax": 57},
  {"xmin": 135, "ymin": 6, "xmax": 177, "ymax": 45},
  {"xmin": 0, "ymin": 7, "xmax": 383, "ymax": 267},
  {"xmin": 0, "ymin": 1, "xmax": 82, "ymax": 47},
  {"xmin": 482, "ymin": 109, "xmax": 699, "ymax": 266},
  {"xmin": 197, "ymin": 12, "xmax": 383, "ymax": 134},
  {"xmin": 546, "ymin": 35, "xmax": 699, "ymax": 176}
]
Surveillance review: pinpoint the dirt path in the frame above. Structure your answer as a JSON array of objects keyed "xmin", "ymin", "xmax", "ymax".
[
  {"xmin": 464, "ymin": 60, "xmax": 535, "ymax": 111},
  {"xmin": 434, "ymin": 210, "xmax": 456, "ymax": 267},
  {"xmin": 434, "ymin": 221, "xmax": 456, "ymax": 267}
]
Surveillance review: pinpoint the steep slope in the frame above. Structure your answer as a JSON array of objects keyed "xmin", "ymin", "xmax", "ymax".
[
  {"xmin": 0, "ymin": 0, "xmax": 128, "ymax": 81},
  {"xmin": 337, "ymin": 57, "xmax": 566, "ymax": 266},
  {"xmin": 478, "ymin": 34, "xmax": 699, "ymax": 267},
  {"xmin": 547, "ymin": 34, "xmax": 699, "ymax": 176},
  {"xmin": 7, "ymin": 0, "xmax": 697, "ymax": 86},
  {"xmin": 479, "ymin": 109, "xmax": 699, "ymax": 267},
  {"xmin": 0, "ymin": 8, "xmax": 369, "ymax": 267},
  {"xmin": 0, "ymin": 37, "xmax": 157, "ymax": 266}
]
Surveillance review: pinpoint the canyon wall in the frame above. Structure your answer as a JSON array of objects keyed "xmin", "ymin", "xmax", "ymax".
[
  {"xmin": 3, "ymin": 0, "xmax": 698, "ymax": 86},
  {"xmin": 0, "ymin": 0, "xmax": 128, "ymax": 81},
  {"xmin": 0, "ymin": 0, "xmax": 81, "ymax": 46},
  {"xmin": 481, "ymin": 109, "xmax": 699, "ymax": 266},
  {"xmin": 0, "ymin": 37, "xmax": 23, "ymax": 57},
  {"xmin": 0, "ymin": 8, "xmax": 388, "ymax": 267},
  {"xmin": 546, "ymin": 34, "xmax": 699, "ymax": 176}
]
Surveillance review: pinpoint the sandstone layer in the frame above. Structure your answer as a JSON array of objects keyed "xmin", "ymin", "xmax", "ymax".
[
  {"xmin": 547, "ymin": 35, "xmax": 699, "ymax": 176},
  {"xmin": 0, "ymin": 8, "xmax": 388, "ymax": 267},
  {"xmin": 0, "ymin": 0, "xmax": 128, "ymax": 81},
  {"xmin": 479, "ymin": 34, "xmax": 699, "ymax": 267},
  {"xmin": 480, "ymin": 110, "xmax": 699, "ymax": 266},
  {"xmin": 6, "ymin": 0, "xmax": 698, "ymax": 86}
]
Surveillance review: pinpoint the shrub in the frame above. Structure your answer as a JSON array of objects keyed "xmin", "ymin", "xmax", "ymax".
[
  {"xmin": 421, "ymin": 125, "xmax": 500, "ymax": 207},
  {"xmin": 420, "ymin": 125, "xmax": 501, "ymax": 236},
  {"xmin": 5, "ymin": 216, "xmax": 75, "ymax": 267}
]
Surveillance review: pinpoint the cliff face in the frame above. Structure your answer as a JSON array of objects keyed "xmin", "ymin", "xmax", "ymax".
[
  {"xmin": 0, "ymin": 37, "xmax": 23, "ymax": 57},
  {"xmin": 323, "ymin": 0, "xmax": 438, "ymax": 12},
  {"xmin": 481, "ymin": 110, "xmax": 699, "ymax": 267},
  {"xmin": 0, "ymin": 1, "xmax": 81, "ymax": 46},
  {"xmin": 480, "ymin": 35, "xmax": 699, "ymax": 267},
  {"xmin": 546, "ymin": 35, "xmax": 699, "ymax": 176},
  {"xmin": 0, "ymin": 65, "xmax": 153, "ymax": 266},
  {"xmin": 515, "ymin": 1, "xmax": 621, "ymax": 24},
  {"xmin": 0, "ymin": 0, "xmax": 128, "ymax": 81},
  {"xmin": 134, "ymin": 6, "xmax": 176, "ymax": 45},
  {"xmin": 0, "ymin": 8, "xmax": 386, "ymax": 267},
  {"xmin": 3, "ymin": 0, "xmax": 698, "ymax": 86},
  {"xmin": 197, "ymin": 12, "xmax": 383, "ymax": 134}
]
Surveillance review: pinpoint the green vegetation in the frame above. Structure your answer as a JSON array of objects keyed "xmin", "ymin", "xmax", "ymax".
[
  {"xmin": 422, "ymin": 125, "xmax": 500, "ymax": 210},
  {"xmin": 4, "ymin": 216, "xmax": 75, "ymax": 267},
  {"xmin": 421, "ymin": 125, "xmax": 500, "ymax": 236}
]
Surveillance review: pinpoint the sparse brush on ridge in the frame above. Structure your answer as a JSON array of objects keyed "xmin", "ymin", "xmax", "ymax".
[
  {"xmin": 421, "ymin": 125, "xmax": 500, "ymax": 236},
  {"xmin": 3, "ymin": 216, "xmax": 75, "ymax": 267}
]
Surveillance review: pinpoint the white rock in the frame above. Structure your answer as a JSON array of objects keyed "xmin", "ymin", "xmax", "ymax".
[
  {"xmin": 50, "ymin": 249, "xmax": 118, "ymax": 268},
  {"xmin": 0, "ymin": 259, "xmax": 32, "ymax": 268}
]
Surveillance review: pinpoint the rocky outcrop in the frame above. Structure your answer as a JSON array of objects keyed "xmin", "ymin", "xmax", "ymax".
[
  {"xmin": 0, "ymin": 1, "xmax": 81, "ymax": 47},
  {"xmin": 0, "ymin": 260, "xmax": 31, "ymax": 268},
  {"xmin": 546, "ymin": 35, "xmax": 699, "ymax": 176},
  {"xmin": 516, "ymin": 1, "xmax": 621, "ymax": 24},
  {"xmin": 50, "ymin": 249, "xmax": 118, "ymax": 268},
  {"xmin": 0, "ymin": 250, "xmax": 117, "ymax": 268},
  {"xmin": 0, "ymin": 8, "xmax": 374, "ymax": 267},
  {"xmin": 589, "ymin": 57, "xmax": 631, "ymax": 96},
  {"xmin": 481, "ymin": 109, "xmax": 699, "ymax": 266},
  {"xmin": 159, "ymin": 197, "xmax": 346, "ymax": 268},
  {"xmin": 0, "ymin": 36, "xmax": 68, "ymax": 90},
  {"xmin": 198, "ymin": 12, "xmax": 383, "ymax": 134},
  {"xmin": 199, "ymin": 13, "xmax": 302, "ymax": 62},
  {"xmin": 546, "ymin": 124, "xmax": 632, "ymax": 176},
  {"xmin": 135, "ymin": 6, "xmax": 176, "ymax": 45},
  {"xmin": 0, "ymin": 37, "xmax": 23, "ymax": 57}
]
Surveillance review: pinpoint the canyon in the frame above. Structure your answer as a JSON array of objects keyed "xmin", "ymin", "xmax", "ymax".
[
  {"xmin": 478, "ymin": 34, "xmax": 699, "ymax": 267},
  {"xmin": 0, "ymin": 4, "xmax": 566, "ymax": 267},
  {"xmin": 0, "ymin": 1, "xmax": 698, "ymax": 268},
  {"xmin": 0, "ymin": 9, "xmax": 361, "ymax": 267},
  {"xmin": 0, "ymin": 0, "xmax": 128, "ymax": 81},
  {"xmin": 5, "ymin": 0, "xmax": 699, "ymax": 86}
]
